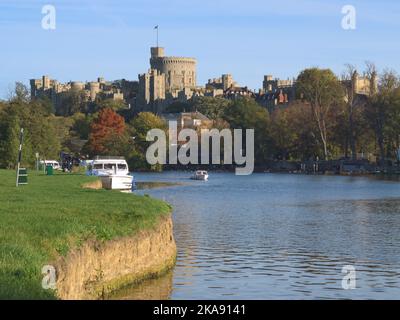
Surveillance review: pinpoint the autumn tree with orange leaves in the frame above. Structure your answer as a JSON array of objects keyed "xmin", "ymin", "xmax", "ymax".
[{"xmin": 87, "ymin": 108, "xmax": 131, "ymax": 156}]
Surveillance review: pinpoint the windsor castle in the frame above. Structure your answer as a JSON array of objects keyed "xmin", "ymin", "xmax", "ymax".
[{"xmin": 30, "ymin": 46, "xmax": 373, "ymax": 114}]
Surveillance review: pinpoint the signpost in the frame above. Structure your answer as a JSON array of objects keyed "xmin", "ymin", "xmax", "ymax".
[
  {"xmin": 16, "ymin": 128, "xmax": 28, "ymax": 187},
  {"xmin": 35, "ymin": 152, "xmax": 39, "ymax": 171}
]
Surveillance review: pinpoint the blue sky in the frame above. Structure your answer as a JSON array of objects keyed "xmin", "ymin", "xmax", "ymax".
[{"xmin": 0, "ymin": 0, "xmax": 399, "ymax": 99}]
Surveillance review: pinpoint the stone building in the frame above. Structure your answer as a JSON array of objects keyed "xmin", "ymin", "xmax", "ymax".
[
  {"xmin": 342, "ymin": 71, "xmax": 377, "ymax": 97},
  {"xmin": 223, "ymin": 86, "xmax": 256, "ymax": 100},
  {"xmin": 205, "ymin": 74, "xmax": 262, "ymax": 101},
  {"xmin": 149, "ymin": 47, "xmax": 197, "ymax": 94},
  {"xmin": 137, "ymin": 47, "xmax": 198, "ymax": 113},
  {"xmin": 257, "ymin": 75, "xmax": 297, "ymax": 111},
  {"xmin": 262, "ymin": 75, "xmax": 295, "ymax": 92},
  {"xmin": 30, "ymin": 75, "xmax": 136, "ymax": 111},
  {"xmin": 161, "ymin": 111, "xmax": 212, "ymax": 131},
  {"xmin": 206, "ymin": 74, "xmax": 237, "ymax": 91},
  {"xmin": 30, "ymin": 75, "xmax": 72, "ymax": 107},
  {"xmin": 257, "ymin": 72, "xmax": 377, "ymax": 113},
  {"xmin": 137, "ymin": 69, "xmax": 166, "ymax": 113}
]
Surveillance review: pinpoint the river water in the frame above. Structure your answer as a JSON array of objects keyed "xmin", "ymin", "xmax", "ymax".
[{"xmin": 111, "ymin": 172, "xmax": 400, "ymax": 300}]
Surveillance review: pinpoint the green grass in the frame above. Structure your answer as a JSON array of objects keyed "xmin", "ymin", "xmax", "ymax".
[{"xmin": 0, "ymin": 170, "xmax": 171, "ymax": 300}]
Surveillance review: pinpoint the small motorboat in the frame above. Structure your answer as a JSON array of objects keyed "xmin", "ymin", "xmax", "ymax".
[{"xmin": 191, "ymin": 170, "xmax": 209, "ymax": 181}]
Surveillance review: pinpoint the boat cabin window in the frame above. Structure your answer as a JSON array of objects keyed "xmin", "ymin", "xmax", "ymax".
[
  {"xmin": 104, "ymin": 164, "xmax": 115, "ymax": 170},
  {"xmin": 92, "ymin": 162, "xmax": 127, "ymax": 171}
]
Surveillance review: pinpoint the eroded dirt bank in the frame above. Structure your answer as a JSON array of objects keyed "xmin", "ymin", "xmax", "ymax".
[{"xmin": 54, "ymin": 215, "xmax": 176, "ymax": 300}]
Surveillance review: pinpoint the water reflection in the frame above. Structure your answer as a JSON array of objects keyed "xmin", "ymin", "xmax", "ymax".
[
  {"xmin": 112, "ymin": 173, "xmax": 400, "ymax": 299},
  {"xmin": 107, "ymin": 271, "xmax": 173, "ymax": 300}
]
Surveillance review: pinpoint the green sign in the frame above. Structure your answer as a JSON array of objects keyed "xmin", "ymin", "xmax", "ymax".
[{"xmin": 17, "ymin": 168, "xmax": 28, "ymax": 185}]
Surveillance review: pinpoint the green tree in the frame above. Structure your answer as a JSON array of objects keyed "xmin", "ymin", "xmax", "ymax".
[
  {"xmin": 165, "ymin": 101, "xmax": 192, "ymax": 113},
  {"xmin": 269, "ymin": 102, "xmax": 321, "ymax": 160},
  {"xmin": 365, "ymin": 69, "xmax": 400, "ymax": 164},
  {"xmin": 57, "ymin": 90, "xmax": 87, "ymax": 116},
  {"xmin": 9, "ymin": 82, "xmax": 30, "ymax": 103},
  {"xmin": 71, "ymin": 112, "xmax": 92, "ymax": 140},
  {"xmin": 28, "ymin": 115, "xmax": 61, "ymax": 160},
  {"xmin": 0, "ymin": 115, "xmax": 20, "ymax": 168},
  {"xmin": 190, "ymin": 96, "xmax": 230, "ymax": 120},
  {"xmin": 341, "ymin": 65, "xmax": 367, "ymax": 159},
  {"xmin": 92, "ymin": 98, "xmax": 127, "ymax": 113},
  {"xmin": 296, "ymin": 68, "xmax": 344, "ymax": 160},
  {"xmin": 270, "ymin": 106, "xmax": 299, "ymax": 160},
  {"xmin": 129, "ymin": 112, "xmax": 167, "ymax": 171},
  {"xmin": 0, "ymin": 83, "xmax": 62, "ymax": 167},
  {"xmin": 102, "ymin": 132, "xmax": 133, "ymax": 158},
  {"xmin": 31, "ymin": 95, "xmax": 54, "ymax": 115},
  {"xmin": 223, "ymin": 97, "xmax": 271, "ymax": 164},
  {"xmin": 385, "ymin": 87, "xmax": 400, "ymax": 161}
]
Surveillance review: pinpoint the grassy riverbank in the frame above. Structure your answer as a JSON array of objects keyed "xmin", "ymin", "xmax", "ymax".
[{"xmin": 0, "ymin": 170, "xmax": 171, "ymax": 300}]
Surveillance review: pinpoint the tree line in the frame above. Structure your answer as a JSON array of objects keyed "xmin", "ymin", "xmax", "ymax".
[{"xmin": 169, "ymin": 64, "xmax": 400, "ymax": 166}]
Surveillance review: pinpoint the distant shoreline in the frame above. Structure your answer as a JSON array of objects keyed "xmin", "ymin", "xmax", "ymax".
[
  {"xmin": 135, "ymin": 181, "xmax": 186, "ymax": 190},
  {"xmin": 134, "ymin": 163, "xmax": 400, "ymax": 177}
]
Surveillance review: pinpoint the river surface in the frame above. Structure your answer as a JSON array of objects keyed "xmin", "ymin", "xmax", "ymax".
[{"xmin": 111, "ymin": 172, "xmax": 400, "ymax": 300}]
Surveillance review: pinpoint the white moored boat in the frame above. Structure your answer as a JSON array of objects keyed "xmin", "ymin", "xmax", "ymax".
[
  {"xmin": 191, "ymin": 170, "xmax": 209, "ymax": 181},
  {"xmin": 87, "ymin": 156, "xmax": 133, "ymax": 190},
  {"xmin": 99, "ymin": 174, "xmax": 133, "ymax": 190}
]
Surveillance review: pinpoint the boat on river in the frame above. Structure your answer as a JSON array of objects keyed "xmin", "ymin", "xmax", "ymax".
[
  {"xmin": 191, "ymin": 170, "xmax": 209, "ymax": 181},
  {"xmin": 99, "ymin": 174, "xmax": 133, "ymax": 190},
  {"xmin": 87, "ymin": 156, "xmax": 133, "ymax": 190}
]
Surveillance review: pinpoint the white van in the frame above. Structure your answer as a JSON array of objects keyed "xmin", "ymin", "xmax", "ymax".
[{"xmin": 40, "ymin": 160, "xmax": 61, "ymax": 170}]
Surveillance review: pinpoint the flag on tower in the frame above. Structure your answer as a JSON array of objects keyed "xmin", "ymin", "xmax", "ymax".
[{"xmin": 154, "ymin": 25, "xmax": 159, "ymax": 47}]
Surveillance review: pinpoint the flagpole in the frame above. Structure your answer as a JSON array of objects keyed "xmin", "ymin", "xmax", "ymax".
[{"xmin": 154, "ymin": 25, "xmax": 159, "ymax": 47}]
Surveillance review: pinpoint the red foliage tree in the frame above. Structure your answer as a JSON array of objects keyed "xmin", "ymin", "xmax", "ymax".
[{"xmin": 88, "ymin": 108, "xmax": 126, "ymax": 155}]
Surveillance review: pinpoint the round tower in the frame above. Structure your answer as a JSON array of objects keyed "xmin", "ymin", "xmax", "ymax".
[{"xmin": 150, "ymin": 47, "xmax": 197, "ymax": 92}]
